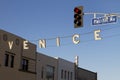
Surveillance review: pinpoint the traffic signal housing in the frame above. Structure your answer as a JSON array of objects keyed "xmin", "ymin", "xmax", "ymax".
[{"xmin": 74, "ymin": 6, "xmax": 83, "ymax": 28}]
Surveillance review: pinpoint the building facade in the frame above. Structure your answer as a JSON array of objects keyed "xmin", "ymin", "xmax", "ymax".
[
  {"xmin": 0, "ymin": 29, "xmax": 97, "ymax": 80},
  {"xmin": 37, "ymin": 52, "xmax": 58, "ymax": 80},
  {"xmin": 56, "ymin": 57, "xmax": 75, "ymax": 80},
  {"xmin": 0, "ymin": 29, "xmax": 36, "ymax": 80},
  {"xmin": 76, "ymin": 67, "xmax": 97, "ymax": 80}
]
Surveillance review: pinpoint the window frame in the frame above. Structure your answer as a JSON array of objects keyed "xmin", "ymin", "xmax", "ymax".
[
  {"xmin": 4, "ymin": 54, "xmax": 9, "ymax": 67},
  {"xmin": 22, "ymin": 59, "xmax": 29, "ymax": 71},
  {"xmin": 4, "ymin": 51, "xmax": 15, "ymax": 68}
]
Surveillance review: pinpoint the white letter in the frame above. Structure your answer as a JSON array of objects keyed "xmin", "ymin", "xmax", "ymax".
[
  {"xmin": 39, "ymin": 39, "xmax": 46, "ymax": 48},
  {"xmin": 72, "ymin": 34, "xmax": 80, "ymax": 44},
  {"xmin": 23, "ymin": 40, "xmax": 29, "ymax": 49},
  {"xmin": 56, "ymin": 37, "xmax": 60, "ymax": 47},
  {"xmin": 8, "ymin": 41, "xmax": 13, "ymax": 50},
  {"xmin": 94, "ymin": 29, "xmax": 102, "ymax": 40}
]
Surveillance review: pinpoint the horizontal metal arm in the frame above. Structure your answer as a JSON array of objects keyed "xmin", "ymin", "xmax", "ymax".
[{"xmin": 84, "ymin": 12, "xmax": 120, "ymax": 18}]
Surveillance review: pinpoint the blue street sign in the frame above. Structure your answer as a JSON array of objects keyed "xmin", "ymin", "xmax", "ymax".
[{"xmin": 92, "ymin": 16, "xmax": 117, "ymax": 25}]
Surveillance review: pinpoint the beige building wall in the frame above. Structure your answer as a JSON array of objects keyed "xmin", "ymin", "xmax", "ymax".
[
  {"xmin": 0, "ymin": 29, "xmax": 36, "ymax": 80},
  {"xmin": 76, "ymin": 67, "xmax": 97, "ymax": 80},
  {"xmin": 37, "ymin": 52, "xmax": 58, "ymax": 80},
  {"xmin": 57, "ymin": 58, "xmax": 75, "ymax": 80}
]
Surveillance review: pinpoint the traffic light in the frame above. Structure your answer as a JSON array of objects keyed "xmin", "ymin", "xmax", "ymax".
[{"xmin": 74, "ymin": 6, "xmax": 83, "ymax": 28}]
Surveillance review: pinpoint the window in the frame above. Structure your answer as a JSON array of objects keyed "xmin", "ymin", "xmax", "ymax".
[
  {"xmin": 68, "ymin": 71, "xmax": 69, "ymax": 80},
  {"xmin": 64, "ymin": 70, "xmax": 67, "ymax": 79},
  {"xmin": 61, "ymin": 69, "xmax": 63, "ymax": 79},
  {"xmin": 10, "ymin": 55, "xmax": 14, "ymax": 68},
  {"xmin": 41, "ymin": 67, "xmax": 44, "ymax": 79},
  {"xmin": 5, "ymin": 54, "xmax": 9, "ymax": 66},
  {"xmin": 15, "ymin": 39, "xmax": 20, "ymax": 46},
  {"xmin": 46, "ymin": 65, "xmax": 54, "ymax": 80},
  {"xmin": 22, "ymin": 59, "xmax": 28, "ymax": 71},
  {"xmin": 4, "ymin": 52, "xmax": 15, "ymax": 68},
  {"xmin": 70, "ymin": 72, "xmax": 73, "ymax": 80},
  {"xmin": 3, "ymin": 34, "xmax": 8, "ymax": 41}
]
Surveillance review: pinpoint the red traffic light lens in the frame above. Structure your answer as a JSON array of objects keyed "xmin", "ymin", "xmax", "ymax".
[
  {"xmin": 74, "ymin": 8, "xmax": 79, "ymax": 13},
  {"xmin": 74, "ymin": 8, "xmax": 81, "ymax": 14}
]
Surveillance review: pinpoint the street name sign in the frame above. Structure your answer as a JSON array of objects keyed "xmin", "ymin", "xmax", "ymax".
[{"xmin": 92, "ymin": 16, "xmax": 117, "ymax": 25}]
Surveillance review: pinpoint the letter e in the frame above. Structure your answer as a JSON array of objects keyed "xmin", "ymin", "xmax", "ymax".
[
  {"xmin": 94, "ymin": 30, "xmax": 102, "ymax": 40},
  {"xmin": 23, "ymin": 40, "xmax": 29, "ymax": 49}
]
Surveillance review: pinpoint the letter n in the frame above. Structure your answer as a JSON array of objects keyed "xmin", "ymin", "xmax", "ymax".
[{"xmin": 39, "ymin": 39, "xmax": 46, "ymax": 48}]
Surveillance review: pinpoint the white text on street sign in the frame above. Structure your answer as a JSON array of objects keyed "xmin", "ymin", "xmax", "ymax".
[{"xmin": 92, "ymin": 16, "xmax": 117, "ymax": 25}]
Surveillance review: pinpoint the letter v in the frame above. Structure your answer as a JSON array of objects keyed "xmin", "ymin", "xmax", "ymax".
[{"xmin": 8, "ymin": 41, "xmax": 13, "ymax": 50}]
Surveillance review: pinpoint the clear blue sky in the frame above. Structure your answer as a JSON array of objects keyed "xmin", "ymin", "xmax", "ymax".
[{"xmin": 0, "ymin": 0, "xmax": 120, "ymax": 80}]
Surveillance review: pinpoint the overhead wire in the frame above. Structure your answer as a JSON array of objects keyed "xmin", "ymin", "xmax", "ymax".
[
  {"xmin": 30, "ymin": 25, "xmax": 120, "ymax": 40},
  {"xmin": 33, "ymin": 26, "xmax": 120, "ymax": 48}
]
